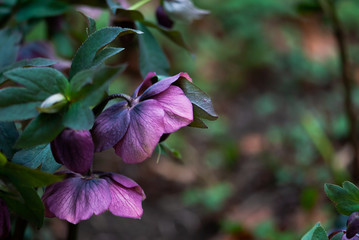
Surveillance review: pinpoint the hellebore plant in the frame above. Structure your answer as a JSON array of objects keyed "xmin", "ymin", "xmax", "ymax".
[
  {"xmin": 43, "ymin": 129, "xmax": 145, "ymax": 224},
  {"xmin": 92, "ymin": 72, "xmax": 193, "ymax": 163}
]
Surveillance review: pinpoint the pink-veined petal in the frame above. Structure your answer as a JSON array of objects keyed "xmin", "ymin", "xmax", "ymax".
[
  {"xmin": 114, "ymin": 99, "xmax": 165, "ymax": 163},
  {"xmin": 153, "ymin": 85, "xmax": 193, "ymax": 133},
  {"xmin": 92, "ymin": 101, "xmax": 130, "ymax": 152},
  {"xmin": 42, "ymin": 173, "xmax": 111, "ymax": 224}
]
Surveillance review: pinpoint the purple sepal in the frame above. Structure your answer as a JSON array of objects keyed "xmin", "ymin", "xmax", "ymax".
[
  {"xmin": 0, "ymin": 199, "xmax": 10, "ymax": 239},
  {"xmin": 42, "ymin": 171, "xmax": 145, "ymax": 224},
  {"xmin": 92, "ymin": 101, "xmax": 130, "ymax": 152},
  {"xmin": 51, "ymin": 129, "xmax": 94, "ymax": 174},
  {"xmin": 114, "ymin": 100, "xmax": 165, "ymax": 164}
]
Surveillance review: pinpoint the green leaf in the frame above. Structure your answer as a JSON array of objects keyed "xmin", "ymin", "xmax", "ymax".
[
  {"xmin": 301, "ymin": 223, "xmax": 328, "ymax": 240},
  {"xmin": 189, "ymin": 116, "xmax": 208, "ymax": 128},
  {"xmin": 0, "ymin": 121, "xmax": 19, "ymax": 159},
  {"xmin": 325, "ymin": 182, "xmax": 359, "ymax": 215},
  {"xmin": 16, "ymin": 113, "xmax": 64, "ymax": 148},
  {"xmin": 0, "ymin": 58, "xmax": 57, "ymax": 85},
  {"xmin": 136, "ymin": 22, "xmax": 170, "ymax": 78},
  {"xmin": 63, "ymin": 101, "xmax": 94, "ymax": 130},
  {"xmin": 175, "ymin": 78, "xmax": 218, "ymax": 121},
  {"xmin": 79, "ymin": 12, "xmax": 97, "ymax": 36},
  {"xmin": 0, "ymin": 162, "xmax": 63, "ymax": 188},
  {"xmin": 12, "ymin": 144, "xmax": 61, "ymax": 173},
  {"xmin": 143, "ymin": 21, "xmax": 190, "ymax": 51},
  {"xmin": 330, "ymin": 232, "xmax": 344, "ymax": 240},
  {"xmin": 15, "ymin": 0, "xmax": 70, "ymax": 21},
  {"xmin": 159, "ymin": 143, "xmax": 183, "ymax": 164},
  {"xmin": 0, "ymin": 152, "xmax": 7, "ymax": 166},
  {"xmin": 92, "ymin": 47, "xmax": 124, "ymax": 66},
  {"xmin": 4, "ymin": 67, "xmax": 69, "ymax": 97},
  {"xmin": 69, "ymin": 27, "xmax": 141, "ymax": 79},
  {"xmin": 0, "ymin": 28, "xmax": 21, "ymax": 68},
  {"xmin": 0, "ymin": 189, "xmax": 44, "ymax": 228},
  {"xmin": 0, "ymin": 87, "xmax": 42, "ymax": 121},
  {"xmin": 69, "ymin": 65, "xmax": 125, "ymax": 105}
]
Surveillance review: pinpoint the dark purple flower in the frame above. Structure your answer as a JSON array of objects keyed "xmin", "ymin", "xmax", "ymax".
[
  {"xmin": 42, "ymin": 171, "xmax": 145, "ymax": 224},
  {"xmin": 51, "ymin": 129, "xmax": 94, "ymax": 174},
  {"xmin": 92, "ymin": 72, "xmax": 193, "ymax": 164},
  {"xmin": 347, "ymin": 212, "xmax": 359, "ymax": 239},
  {"xmin": 16, "ymin": 41, "xmax": 71, "ymax": 72},
  {"xmin": 156, "ymin": 5, "xmax": 174, "ymax": 29},
  {"xmin": 0, "ymin": 199, "xmax": 10, "ymax": 239}
]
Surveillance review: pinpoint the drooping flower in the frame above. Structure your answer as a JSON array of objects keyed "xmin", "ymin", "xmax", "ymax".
[
  {"xmin": 92, "ymin": 72, "xmax": 193, "ymax": 164},
  {"xmin": 347, "ymin": 212, "xmax": 359, "ymax": 239},
  {"xmin": 50, "ymin": 129, "xmax": 94, "ymax": 174},
  {"xmin": 163, "ymin": 0, "xmax": 210, "ymax": 23},
  {"xmin": 42, "ymin": 171, "xmax": 145, "ymax": 224},
  {"xmin": 156, "ymin": 5, "xmax": 174, "ymax": 29},
  {"xmin": 0, "ymin": 199, "xmax": 10, "ymax": 239}
]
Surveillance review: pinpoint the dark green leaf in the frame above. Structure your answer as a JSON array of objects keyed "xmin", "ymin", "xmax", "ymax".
[
  {"xmin": 0, "ymin": 122, "xmax": 19, "ymax": 159},
  {"xmin": 4, "ymin": 67, "xmax": 69, "ymax": 97},
  {"xmin": 0, "ymin": 189, "xmax": 44, "ymax": 228},
  {"xmin": 0, "ymin": 161, "xmax": 63, "ymax": 188},
  {"xmin": 15, "ymin": 0, "xmax": 70, "ymax": 21},
  {"xmin": 189, "ymin": 116, "xmax": 208, "ymax": 128},
  {"xmin": 69, "ymin": 27, "xmax": 141, "ymax": 79},
  {"xmin": 143, "ymin": 21, "xmax": 190, "ymax": 51},
  {"xmin": 16, "ymin": 113, "xmax": 64, "ymax": 148},
  {"xmin": 159, "ymin": 143, "xmax": 183, "ymax": 164},
  {"xmin": 175, "ymin": 78, "xmax": 218, "ymax": 120},
  {"xmin": 330, "ymin": 232, "xmax": 344, "ymax": 240},
  {"xmin": 79, "ymin": 12, "xmax": 97, "ymax": 36},
  {"xmin": 0, "ymin": 58, "xmax": 57, "ymax": 85},
  {"xmin": 0, "ymin": 87, "xmax": 42, "ymax": 121},
  {"xmin": 325, "ymin": 182, "xmax": 359, "ymax": 215},
  {"xmin": 0, "ymin": 28, "xmax": 21, "ymax": 68},
  {"xmin": 63, "ymin": 101, "xmax": 94, "ymax": 130},
  {"xmin": 136, "ymin": 22, "xmax": 170, "ymax": 78},
  {"xmin": 301, "ymin": 222, "xmax": 328, "ymax": 240},
  {"xmin": 92, "ymin": 47, "xmax": 124, "ymax": 67},
  {"xmin": 12, "ymin": 144, "xmax": 61, "ymax": 173},
  {"xmin": 70, "ymin": 65, "xmax": 125, "ymax": 106}
]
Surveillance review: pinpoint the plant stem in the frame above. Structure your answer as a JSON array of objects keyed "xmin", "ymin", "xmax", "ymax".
[
  {"xmin": 92, "ymin": 93, "xmax": 132, "ymax": 116},
  {"xmin": 322, "ymin": 0, "xmax": 359, "ymax": 182},
  {"xmin": 129, "ymin": 0, "xmax": 152, "ymax": 10},
  {"xmin": 12, "ymin": 218, "xmax": 27, "ymax": 240},
  {"xmin": 67, "ymin": 223, "xmax": 78, "ymax": 240}
]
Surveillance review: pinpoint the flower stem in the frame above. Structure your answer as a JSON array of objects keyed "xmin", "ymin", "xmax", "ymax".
[
  {"xmin": 12, "ymin": 218, "xmax": 27, "ymax": 240},
  {"xmin": 321, "ymin": 0, "xmax": 359, "ymax": 182},
  {"xmin": 129, "ymin": 0, "xmax": 152, "ymax": 10},
  {"xmin": 67, "ymin": 223, "xmax": 78, "ymax": 240},
  {"xmin": 93, "ymin": 93, "xmax": 132, "ymax": 116}
]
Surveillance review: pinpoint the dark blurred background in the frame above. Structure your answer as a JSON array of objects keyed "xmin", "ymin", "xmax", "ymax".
[{"xmin": 15, "ymin": 0, "xmax": 359, "ymax": 239}]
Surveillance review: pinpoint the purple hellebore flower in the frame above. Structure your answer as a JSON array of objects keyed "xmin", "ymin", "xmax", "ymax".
[
  {"xmin": 347, "ymin": 212, "xmax": 359, "ymax": 239},
  {"xmin": 0, "ymin": 199, "xmax": 10, "ymax": 239},
  {"xmin": 51, "ymin": 129, "xmax": 94, "ymax": 174},
  {"xmin": 42, "ymin": 170, "xmax": 145, "ymax": 224},
  {"xmin": 92, "ymin": 72, "xmax": 193, "ymax": 164}
]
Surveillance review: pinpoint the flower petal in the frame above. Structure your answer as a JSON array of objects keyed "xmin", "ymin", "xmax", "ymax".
[
  {"xmin": 100, "ymin": 172, "xmax": 145, "ymax": 219},
  {"xmin": 132, "ymin": 72, "xmax": 157, "ymax": 98},
  {"xmin": 153, "ymin": 85, "xmax": 193, "ymax": 133},
  {"xmin": 114, "ymin": 99, "xmax": 165, "ymax": 163},
  {"xmin": 0, "ymin": 199, "xmax": 10, "ymax": 239},
  {"xmin": 140, "ymin": 72, "xmax": 192, "ymax": 100},
  {"xmin": 51, "ymin": 129, "xmax": 94, "ymax": 174},
  {"xmin": 42, "ymin": 173, "xmax": 111, "ymax": 224},
  {"xmin": 92, "ymin": 101, "xmax": 130, "ymax": 152}
]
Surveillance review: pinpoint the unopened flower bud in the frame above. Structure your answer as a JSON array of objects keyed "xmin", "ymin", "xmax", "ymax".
[
  {"xmin": 163, "ymin": 0, "xmax": 209, "ymax": 23},
  {"xmin": 156, "ymin": 5, "xmax": 174, "ymax": 29},
  {"xmin": 37, "ymin": 93, "xmax": 67, "ymax": 113}
]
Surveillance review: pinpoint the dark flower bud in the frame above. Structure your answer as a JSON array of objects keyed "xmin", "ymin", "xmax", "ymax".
[
  {"xmin": 51, "ymin": 129, "xmax": 94, "ymax": 174},
  {"xmin": 156, "ymin": 5, "xmax": 174, "ymax": 29},
  {"xmin": 347, "ymin": 212, "xmax": 359, "ymax": 239}
]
